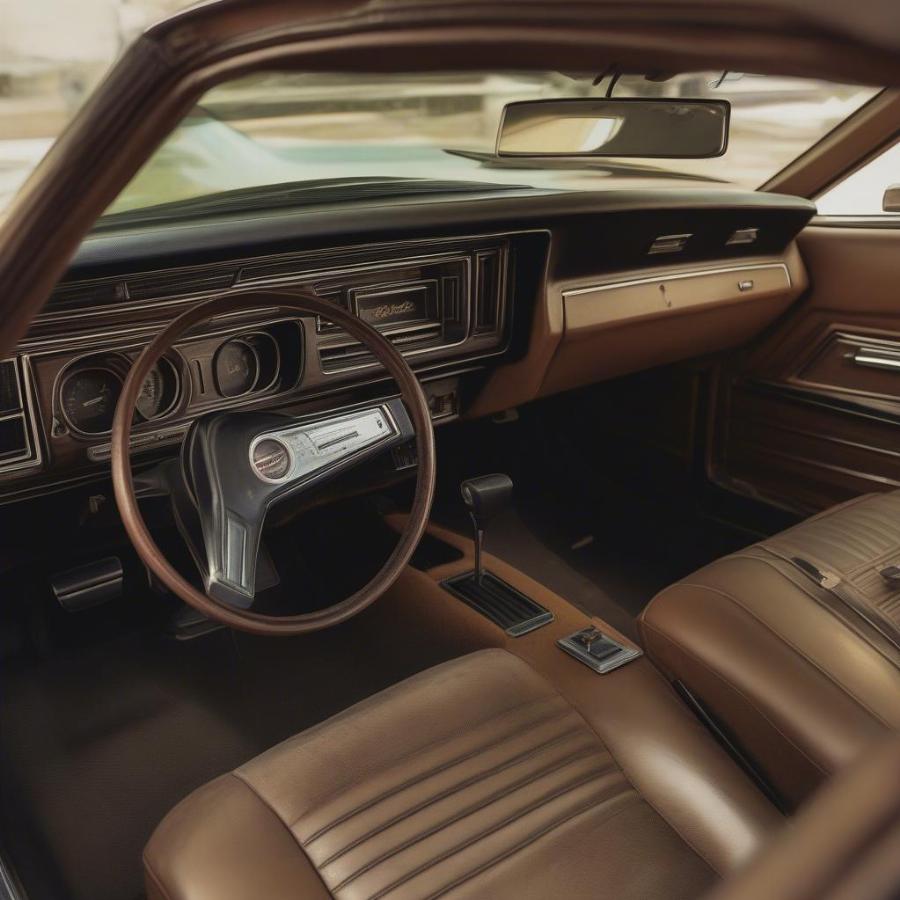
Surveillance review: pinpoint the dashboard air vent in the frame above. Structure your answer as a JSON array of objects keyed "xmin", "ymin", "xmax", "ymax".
[
  {"xmin": 0, "ymin": 359, "xmax": 21, "ymax": 413},
  {"xmin": 0, "ymin": 358, "xmax": 38, "ymax": 471},
  {"xmin": 474, "ymin": 249, "xmax": 502, "ymax": 333},
  {"xmin": 726, "ymin": 227, "xmax": 760, "ymax": 246},
  {"xmin": 648, "ymin": 233, "xmax": 692, "ymax": 255}
]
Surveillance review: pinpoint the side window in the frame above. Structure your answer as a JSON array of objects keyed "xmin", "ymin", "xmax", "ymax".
[{"xmin": 816, "ymin": 141, "xmax": 900, "ymax": 217}]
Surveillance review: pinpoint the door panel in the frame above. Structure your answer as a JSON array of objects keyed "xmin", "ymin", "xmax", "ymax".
[{"xmin": 711, "ymin": 225, "xmax": 900, "ymax": 514}]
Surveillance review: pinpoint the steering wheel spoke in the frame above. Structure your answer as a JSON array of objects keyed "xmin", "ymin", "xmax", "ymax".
[
  {"xmin": 112, "ymin": 289, "xmax": 435, "ymax": 635},
  {"xmin": 184, "ymin": 398, "xmax": 414, "ymax": 608}
]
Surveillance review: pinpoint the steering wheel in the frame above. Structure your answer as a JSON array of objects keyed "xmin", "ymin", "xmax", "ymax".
[{"xmin": 111, "ymin": 289, "xmax": 436, "ymax": 635}]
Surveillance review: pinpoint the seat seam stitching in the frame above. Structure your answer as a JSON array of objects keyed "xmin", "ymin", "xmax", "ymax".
[
  {"xmin": 331, "ymin": 764, "xmax": 619, "ymax": 892},
  {"xmin": 727, "ymin": 551, "xmax": 900, "ymax": 665},
  {"xmin": 422, "ymin": 792, "xmax": 643, "ymax": 900},
  {"xmin": 524, "ymin": 670, "xmax": 725, "ymax": 876},
  {"xmin": 314, "ymin": 725, "xmax": 596, "ymax": 865},
  {"xmin": 229, "ymin": 772, "xmax": 334, "ymax": 898},
  {"xmin": 362, "ymin": 778, "xmax": 634, "ymax": 900},
  {"xmin": 300, "ymin": 699, "xmax": 572, "ymax": 843},
  {"xmin": 662, "ymin": 580, "xmax": 895, "ymax": 727}
]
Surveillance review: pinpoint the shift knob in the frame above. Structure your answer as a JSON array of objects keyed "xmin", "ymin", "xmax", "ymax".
[
  {"xmin": 460, "ymin": 474, "xmax": 513, "ymax": 528},
  {"xmin": 460, "ymin": 474, "xmax": 513, "ymax": 582}
]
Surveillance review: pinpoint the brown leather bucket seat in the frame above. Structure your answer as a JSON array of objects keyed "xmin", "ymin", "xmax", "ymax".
[
  {"xmin": 144, "ymin": 649, "xmax": 775, "ymax": 900},
  {"xmin": 641, "ymin": 490, "xmax": 900, "ymax": 809}
]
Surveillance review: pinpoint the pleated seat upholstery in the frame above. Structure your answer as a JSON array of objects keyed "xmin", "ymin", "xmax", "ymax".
[{"xmin": 144, "ymin": 649, "xmax": 718, "ymax": 900}]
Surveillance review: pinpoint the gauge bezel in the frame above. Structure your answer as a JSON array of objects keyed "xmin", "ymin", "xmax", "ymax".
[
  {"xmin": 55, "ymin": 351, "xmax": 184, "ymax": 438},
  {"xmin": 58, "ymin": 365, "xmax": 124, "ymax": 436},
  {"xmin": 242, "ymin": 331, "xmax": 281, "ymax": 395},
  {"xmin": 134, "ymin": 355, "xmax": 181, "ymax": 423},
  {"xmin": 213, "ymin": 338, "xmax": 261, "ymax": 400}
]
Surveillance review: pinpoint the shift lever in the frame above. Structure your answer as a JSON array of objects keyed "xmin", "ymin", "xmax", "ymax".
[{"xmin": 460, "ymin": 474, "xmax": 513, "ymax": 583}]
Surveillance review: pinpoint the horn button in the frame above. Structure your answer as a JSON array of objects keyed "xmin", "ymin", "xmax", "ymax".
[{"xmin": 251, "ymin": 438, "xmax": 291, "ymax": 482}]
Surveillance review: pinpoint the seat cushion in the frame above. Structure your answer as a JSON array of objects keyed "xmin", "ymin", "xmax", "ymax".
[
  {"xmin": 144, "ymin": 649, "xmax": 717, "ymax": 900},
  {"xmin": 640, "ymin": 492, "xmax": 900, "ymax": 809}
]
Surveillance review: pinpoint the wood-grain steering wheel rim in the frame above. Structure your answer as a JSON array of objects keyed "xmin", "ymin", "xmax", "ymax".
[{"xmin": 111, "ymin": 288, "xmax": 436, "ymax": 635}]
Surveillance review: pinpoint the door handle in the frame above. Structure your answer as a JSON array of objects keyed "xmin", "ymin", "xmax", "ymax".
[{"xmin": 849, "ymin": 348, "xmax": 900, "ymax": 372}]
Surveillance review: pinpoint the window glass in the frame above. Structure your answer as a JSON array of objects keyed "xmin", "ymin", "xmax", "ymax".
[
  {"xmin": 816, "ymin": 142, "xmax": 900, "ymax": 217},
  {"xmin": 101, "ymin": 71, "xmax": 879, "ymax": 219}
]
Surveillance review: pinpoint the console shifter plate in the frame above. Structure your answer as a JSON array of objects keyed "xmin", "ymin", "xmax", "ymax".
[
  {"xmin": 558, "ymin": 626, "xmax": 642, "ymax": 674},
  {"xmin": 443, "ymin": 571, "xmax": 553, "ymax": 636}
]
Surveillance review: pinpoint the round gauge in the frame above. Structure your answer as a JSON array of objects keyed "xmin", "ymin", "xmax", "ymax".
[
  {"xmin": 136, "ymin": 365, "xmax": 164, "ymax": 420},
  {"xmin": 60, "ymin": 368, "xmax": 122, "ymax": 434},
  {"xmin": 214, "ymin": 339, "xmax": 259, "ymax": 399}
]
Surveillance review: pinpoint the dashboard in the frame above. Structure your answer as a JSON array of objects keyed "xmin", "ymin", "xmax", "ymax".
[
  {"xmin": 1, "ymin": 233, "xmax": 530, "ymax": 502},
  {"xmin": 0, "ymin": 187, "xmax": 816, "ymax": 504}
]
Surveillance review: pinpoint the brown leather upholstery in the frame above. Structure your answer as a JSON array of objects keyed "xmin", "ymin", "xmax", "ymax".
[
  {"xmin": 710, "ymin": 735, "xmax": 900, "ymax": 900},
  {"xmin": 145, "ymin": 649, "xmax": 721, "ymax": 899},
  {"xmin": 641, "ymin": 491, "xmax": 900, "ymax": 808}
]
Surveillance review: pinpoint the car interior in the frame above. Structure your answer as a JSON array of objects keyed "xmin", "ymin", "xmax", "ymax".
[{"xmin": 0, "ymin": 2, "xmax": 899, "ymax": 899}]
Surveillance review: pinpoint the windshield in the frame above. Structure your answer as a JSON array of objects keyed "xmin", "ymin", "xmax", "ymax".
[
  {"xmin": 0, "ymin": 57, "xmax": 879, "ymax": 219},
  {"xmin": 99, "ymin": 71, "xmax": 878, "ymax": 219}
]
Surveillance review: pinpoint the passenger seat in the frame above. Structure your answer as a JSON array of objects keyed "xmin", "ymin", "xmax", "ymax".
[{"xmin": 641, "ymin": 490, "xmax": 900, "ymax": 809}]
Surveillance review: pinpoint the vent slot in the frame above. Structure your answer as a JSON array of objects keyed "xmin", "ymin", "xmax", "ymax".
[
  {"xmin": 126, "ymin": 270, "xmax": 235, "ymax": 301},
  {"xmin": 0, "ymin": 416, "xmax": 28, "ymax": 462},
  {"xmin": 726, "ymin": 227, "xmax": 760, "ymax": 246},
  {"xmin": 648, "ymin": 233, "xmax": 692, "ymax": 255},
  {"xmin": 318, "ymin": 323, "xmax": 443, "ymax": 372},
  {"xmin": 314, "ymin": 288, "xmax": 347, "ymax": 334},
  {"xmin": 442, "ymin": 275, "xmax": 463, "ymax": 324},
  {"xmin": 0, "ymin": 360, "xmax": 21, "ymax": 413},
  {"xmin": 49, "ymin": 280, "xmax": 127, "ymax": 310},
  {"xmin": 0, "ymin": 358, "xmax": 38, "ymax": 472},
  {"xmin": 474, "ymin": 250, "xmax": 501, "ymax": 333}
]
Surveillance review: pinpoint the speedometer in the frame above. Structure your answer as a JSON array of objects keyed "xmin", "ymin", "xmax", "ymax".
[{"xmin": 60, "ymin": 368, "xmax": 122, "ymax": 434}]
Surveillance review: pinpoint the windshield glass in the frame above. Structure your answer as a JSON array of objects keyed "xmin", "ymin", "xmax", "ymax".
[{"xmin": 100, "ymin": 71, "xmax": 877, "ymax": 218}]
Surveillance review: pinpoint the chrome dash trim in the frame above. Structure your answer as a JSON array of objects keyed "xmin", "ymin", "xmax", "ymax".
[{"xmin": 563, "ymin": 261, "xmax": 792, "ymax": 298}]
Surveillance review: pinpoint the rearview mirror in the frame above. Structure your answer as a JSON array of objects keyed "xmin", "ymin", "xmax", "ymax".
[{"xmin": 496, "ymin": 98, "xmax": 730, "ymax": 159}]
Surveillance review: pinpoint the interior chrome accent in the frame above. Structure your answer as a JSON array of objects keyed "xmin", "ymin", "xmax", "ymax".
[
  {"xmin": 0, "ymin": 851, "xmax": 23, "ymax": 900},
  {"xmin": 647, "ymin": 233, "xmax": 692, "ymax": 254},
  {"xmin": 726, "ymin": 226, "xmax": 760, "ymax": 245},
  {"xmin": 248, "ymin": 403, "xmax": 400, "ymax": 486},
  {"xmin": 564, "ymin": 262, "xmax": 792, "ymax": 298},
  {"xmin": 558, "ymin": 626, "xmax": 642, "ymax": 674},
  {"xmin": 87, "ymin": 423, "xmax": 190, "ymax": 462},
  {"xmin": 850, "ymin": 347, "xmax": 900, "ymax": 371}
]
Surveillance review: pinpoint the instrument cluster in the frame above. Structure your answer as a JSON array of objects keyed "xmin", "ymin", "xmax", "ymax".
[
  {"xmin": 53, "ymin": 327, "xmax": 288, "ymax": 438},
  {"xmin": 58, "ymin": 353, "xmax": 180, "ymax": 435}
]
